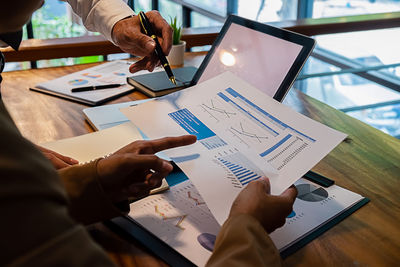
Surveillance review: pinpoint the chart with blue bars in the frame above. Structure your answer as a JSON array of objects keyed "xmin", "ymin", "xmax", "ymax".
[
  {"xmin": 217, "ymin": 152, "xmax": 264, "ymax": 186},
  {"xmin": 169, "ymin": 108, "xmax": 227, "ymax": 150}
]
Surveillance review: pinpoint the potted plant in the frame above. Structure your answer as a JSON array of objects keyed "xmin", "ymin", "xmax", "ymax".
[{"xmin": 167, "ymin": 16, "xmax": 186, "ymax": 66}]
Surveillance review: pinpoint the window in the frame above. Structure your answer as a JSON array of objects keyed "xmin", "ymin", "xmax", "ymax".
[
  {"xmin": 238, "ymin": 0, "xmax": 298, "ymax": 22},
  {"xmin": 7, "ymin": 0, "xmax": 400, "ymax": 138},
  {"xmin": 313, "ymin": 0, "xmax": 400, "ymax": 18},
  {"xmin": 159, "ymin": 0, "xmax": 183, "ymax": 23}
]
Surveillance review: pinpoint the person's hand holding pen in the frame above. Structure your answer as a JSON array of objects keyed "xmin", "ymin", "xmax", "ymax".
[{"xmin": 112, "ymin": 11, "xmax": 173, "ymax": 73}]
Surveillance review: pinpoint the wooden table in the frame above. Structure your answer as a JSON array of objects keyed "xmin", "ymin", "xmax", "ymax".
[{"xmin": 2, "ymin": 52, "xmax": 400, "ymax": 266}]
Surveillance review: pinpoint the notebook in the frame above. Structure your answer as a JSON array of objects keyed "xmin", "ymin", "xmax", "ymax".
[{"xmin": 127, "ymin": 66, "xmax": 197, "ymax": 97}]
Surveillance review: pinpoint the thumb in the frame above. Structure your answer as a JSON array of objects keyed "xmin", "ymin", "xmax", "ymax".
[{"xmin": 259, "ymin": 177, "xmax": 271, "ymax": 194}]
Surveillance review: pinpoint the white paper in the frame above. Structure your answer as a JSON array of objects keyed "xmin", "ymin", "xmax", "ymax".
[
  {"xmin": 121, "ymin": 72, "xmax": 347, "ymax": 224},
  {"xmin": 129, "ymin": 180, "xmax": 220, "ymax": 267},
  {"xmin": 41, "ymin": 122, "xmax": 169, "ymax": 193},
  {"xmin": 270, "ymin": 179, "xmax": 364, "ymax": 250},
  {"xmin": 41, "ymin": 122, "xmax": 143, "ymax": 163},
  {"xmin": 35, "ymin": 61, "xmax": 163, "ymax": 103},
  {"xmin": 83, "ymin": 99, "xmax": 152, "ymax": 130},
  {"xmin": 129, "ymin": 178, "xmax": 364, "ymax": 266}
]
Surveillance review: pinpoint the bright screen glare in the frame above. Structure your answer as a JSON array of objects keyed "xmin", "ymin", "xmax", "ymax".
[{"xmin": 199, "ymin": 23, "xmax": 303, "ymax": 97}]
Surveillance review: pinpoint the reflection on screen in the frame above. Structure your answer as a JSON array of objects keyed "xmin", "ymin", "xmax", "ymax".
[{"xmin": 199, "ymin": 23, "xmax": 303, "ymax": 98}]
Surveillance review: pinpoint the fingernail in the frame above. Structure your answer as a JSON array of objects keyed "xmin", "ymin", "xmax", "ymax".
[
  {"xmin": 146, "ymin": 41, "xmax": 155, "ymax": 51},
  {"xmin": 162, "ymin": 161, "xmax": 173, "ymax": 172},
  {"xmin": 70, "ymin": 158, "xmax": 79, "ymax": 164},
  {"xmin": 130, "ymin": 64, "xmax": 137, "ymax": 73}
]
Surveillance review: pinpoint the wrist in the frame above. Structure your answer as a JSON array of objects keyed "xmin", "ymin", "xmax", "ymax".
[{"xmin": 111, "ymin": 14, "xmax": 135, "ymax": 44}]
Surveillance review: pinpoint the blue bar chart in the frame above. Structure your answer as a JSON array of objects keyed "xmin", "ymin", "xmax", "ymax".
[
  {"xmin": 169, "ymin": 108, "xmax": 227, "ymax": 150},
  {"xmin": 217, "ymin": 152, "xmax": 264, "ymax": 186}
]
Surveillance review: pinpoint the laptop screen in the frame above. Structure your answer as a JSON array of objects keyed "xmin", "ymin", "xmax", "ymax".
[{"xmin": 192, "ymin": 15, "xmax": 315, "ymax": 102}]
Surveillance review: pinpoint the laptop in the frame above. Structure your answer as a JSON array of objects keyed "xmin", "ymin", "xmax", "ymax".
[{"xmin": 84, "ymin": 14, "xmax": 315, "ymax": 130}]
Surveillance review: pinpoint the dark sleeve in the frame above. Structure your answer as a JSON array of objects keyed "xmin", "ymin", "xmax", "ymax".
[
  {"xmin": 0, "ymin": 101, "xmax": 115, "ymax": 266},
  {"xmin": 58, "ymin": 160, "xmax": 129, "ymax": 225},
  {"xmin": 206, "ymin": 214, "xmax": 282, "ymax": 267}
]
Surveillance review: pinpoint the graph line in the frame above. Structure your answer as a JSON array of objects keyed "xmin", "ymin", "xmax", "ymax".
[
  {"xmin": 230, "ymin": 122, "xmax": 269, "ymax": 143},
  {"xmin": 154, "ymin": 205, "xmax": 187, "ymax": 230},
  {"xmin": 201, "ymin": 99, "xmax": 236, "ymax": 118},
  {"xmin": 187, "ymin": 192, "xmax": 205, "ymax": 206}
]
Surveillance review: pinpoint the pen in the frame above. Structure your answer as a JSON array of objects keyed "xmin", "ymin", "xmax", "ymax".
[
  {"xmin": 138, "ymin": 11, "xmax": 177, "ymax": 85},
  {"xmin": 303, "ymin": 170, "xmax": 334, "ymax": 187},
  {"xmin": 71, "ymin": 83, "xmax": 124, "ymax": 93}
]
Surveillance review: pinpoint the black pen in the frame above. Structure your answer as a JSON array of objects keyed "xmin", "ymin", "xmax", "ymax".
[
  {"xmin": 138, "ymin": 11, "xmax": 177, "ymax": 85},
  {"xmin": 71, "ymin": 83, "xmax": 124, "ymax": 93},
  {"xmin": 303, "ymin": 170, "xmax": 334, "ymax": 187}
]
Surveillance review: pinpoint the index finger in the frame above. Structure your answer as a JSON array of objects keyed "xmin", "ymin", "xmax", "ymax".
[
  {"xmin": 146, "ymin": 11, "xmax": 173, "ymax": 54},
  {"xmin": 280, "ymin": 185, "xmax": 298, "ymax": 204},
  {"xmin": 140, "ymin": 135, "xmax": 197, "ymax": 154},
  {"xmin": 118, "ymin": 154, "xmax": 173, "ymax": 175}
]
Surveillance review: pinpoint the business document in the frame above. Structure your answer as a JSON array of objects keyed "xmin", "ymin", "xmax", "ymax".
[
  {"xmin": 129, "ymin": 177, "xmax": 364, "ymax": 266},
  {"xmin": 121, "ymin": 72, "xmax": 346, "ymax": 224}
]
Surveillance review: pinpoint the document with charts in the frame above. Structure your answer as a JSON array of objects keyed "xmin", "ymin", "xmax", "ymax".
[
  {"xmin": 128, "ymin": 177, "xmax": 366, "ymax": 266},
  {"xmin": 121, "ymin": 72, "xmax": 347, "ymax": 224},
  {"xmin": 31, "ymin": 60, "xmax": 162, "ymax": 106}
]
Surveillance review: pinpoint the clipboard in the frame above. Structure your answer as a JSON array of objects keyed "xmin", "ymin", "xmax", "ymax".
[{"xmin": 105, "ymin": 170, "xmax": 369, "ymax": 266}]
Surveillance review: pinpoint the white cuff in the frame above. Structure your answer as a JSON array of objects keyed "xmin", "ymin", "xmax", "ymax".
[{"xmin": 86, "ymin": 0, "xmax": 135, "ymax": 44}]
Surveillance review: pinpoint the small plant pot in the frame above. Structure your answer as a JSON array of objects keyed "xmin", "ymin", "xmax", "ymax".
[{"xmin": 167, "ymin": 41, "xmax": 186, "ymax": 66}]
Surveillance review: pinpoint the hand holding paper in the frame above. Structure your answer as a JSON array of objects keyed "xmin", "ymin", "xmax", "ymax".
[
  {"xmin": 121, "ymin": 72, "xmax": 347, "ymax": 224},
  {"xmin": 229, "ymin": 177, "xmax": 297, "ymax": 233}
]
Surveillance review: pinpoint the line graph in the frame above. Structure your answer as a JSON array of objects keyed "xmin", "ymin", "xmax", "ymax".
[
  {"xmin": 230, "ymin": 122, "xmax": 269, "ymax": 143},
  {"xmin": 154, "ymin": 205, "xmax": 187, "ymax": 230},
  {"xmin": 200, "ymin": 99, "xmax": 237, "ymax": 121},
  {"xmin": 187, "ymin": 191, "xmax": 205, "ymax": 206}
]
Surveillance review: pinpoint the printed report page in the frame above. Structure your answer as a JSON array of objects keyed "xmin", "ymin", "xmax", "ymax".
[{"xmin": 121, "ymin": 72, "xmax": 346, "ymax": 224}]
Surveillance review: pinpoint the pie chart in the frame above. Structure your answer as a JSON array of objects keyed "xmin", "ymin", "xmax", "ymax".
[
  {"xmin": 197, "ymin": 233, "xmax": 216, "ymax": 252},
  {"xmin": 68, "ymin": 79, "xmax": 88, "ymax": 86},
  {"xmin": 296, "ymin": 184, "xmax": 328, "ymax": 202}
]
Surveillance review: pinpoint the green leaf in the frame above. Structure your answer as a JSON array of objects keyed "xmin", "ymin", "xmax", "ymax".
[{"xmin": 169, "ymin": 16, "xmax": 182, "ymax": 45}]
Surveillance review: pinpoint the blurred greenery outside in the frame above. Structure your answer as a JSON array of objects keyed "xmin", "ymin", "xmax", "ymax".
[
  {"xmin": 12, "ymin": 0, "xmax": 221, "ymax": 70},
  {"xmin": 20, "ymin": 3, "xmax": 103, "ymax": 70}
]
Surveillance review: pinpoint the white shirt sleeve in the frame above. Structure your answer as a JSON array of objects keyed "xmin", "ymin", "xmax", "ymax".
[{"xmin": 66, "ymin": 0, "xmax": 135, "ymax": 43}]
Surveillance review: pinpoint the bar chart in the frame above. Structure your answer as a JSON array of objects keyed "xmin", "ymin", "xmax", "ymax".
[
  {"xmin": 169, "ymin": 108, "xmax": 228, "ymax": 150},
  {"xmin": 217, "ymin": 151, "xmax": 264, "ymax": 186}
]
